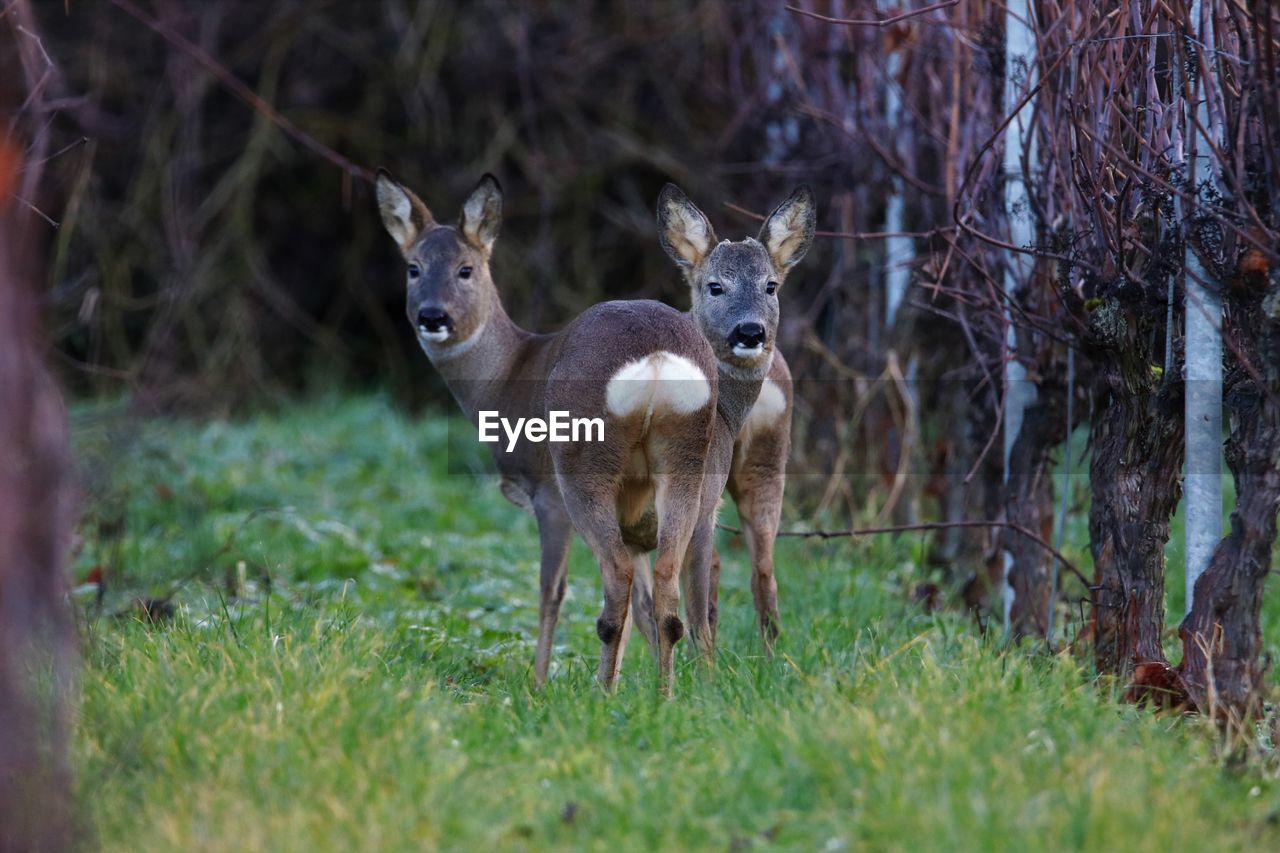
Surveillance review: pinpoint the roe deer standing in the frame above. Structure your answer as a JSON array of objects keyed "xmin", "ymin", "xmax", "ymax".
[
  {"xmin": 377, "ymin": 172, "xmax": 718, "ymax": 692},
  {"xmin": 718, "ymin": 348, "xmax": 792, "ymax": 651},
  {"xmin": 624, "ymin": 185, "xmax": 812, "ymax": 663}
]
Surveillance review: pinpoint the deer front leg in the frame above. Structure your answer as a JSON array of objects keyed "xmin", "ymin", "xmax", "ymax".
[
  {"xmin": 680, "ymin": 512, "xmax": 717, "ymax": 667},
  {"xmin": 742, "ymin": 514, "xmax": 781, "ymax": 651},
  {"xmin": 532, "ymin": 494, "xmax": 574, "ymax": 688},
  {"xmin": 734, "ymin": 490, "xmax": 783, "ymax": 652},
  {"xmin": 730, "ymin": 453, "xmax": 786, "ymax": 654}
]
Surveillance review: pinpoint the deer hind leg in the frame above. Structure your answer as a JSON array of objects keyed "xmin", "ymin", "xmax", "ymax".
[
  {"xmin": 651, "ymin": 468, "xmax": 704, "ymax": 696},
  {"xmin": 532, "ymin": 493, "xmax": 574, "ymax": 688},
  {"xmin": 584, "ymin": 537, "xmax": 636, "ymax": 691},
  {"xmin": 630, "ymin": 552, "xmax": 658, "ymax": 653},
  {"xmin": 708, "ymin": 546, "xmax": 722, "ymax": 646},
  {"xmin": 555, "ymin": 473, "xmax": 636, "ymax": 691},
  {"xmin": 597, "ymin": 546, "xmax": 637, "ymax": 690}
]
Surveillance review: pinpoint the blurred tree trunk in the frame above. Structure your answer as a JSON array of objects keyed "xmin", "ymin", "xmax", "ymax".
[
  {"xmin": 923, "ymin": 324, "xmax": 1002, "ymax": 593},
  {"xmin": 911, "ymin": 0, "xmax": 1008, "ymax": 613},
  {"xmin": 1003, "ymin": 346, "xmax": 1068, "ymax": 638},
  {"xmin": 0, "ymin": 156, "xmax": 78, "ymax": 852},
  {"xmin": 1, "ymin": 6, "xmax": 79, "ymax": 846}
]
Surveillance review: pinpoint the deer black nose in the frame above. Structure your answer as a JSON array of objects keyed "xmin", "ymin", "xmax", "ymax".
[
  {"xmin": 732, "ymin": 322, "xmax": 766, "ymax": 348},
  {"xmin": 417, "ymin": 308, "xmax": 451, "ymax": 333}
]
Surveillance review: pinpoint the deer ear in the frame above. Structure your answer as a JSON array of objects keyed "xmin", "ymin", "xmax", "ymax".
[
  {"xmin": 657, "ymin": 183, "xmax": 717, "ymax": 271},
  {"xmin": 460, "ymin": 174, "xmax": 503, "ymax": 253},
  {"xmin": 376, "ymin": 170, "xmax": 433, "ymax": 257},
  {"xmin": 758, "ymin": 185, "xmax": 816, "ymax": 273}
]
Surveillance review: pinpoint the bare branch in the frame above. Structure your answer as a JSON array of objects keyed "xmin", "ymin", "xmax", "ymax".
[
  {"xmin": 718, "ymin": 517, "xmax": 1089, "ymax": 588},
  {"xmin": 785, "ymin": 0, "xmax": 961, "ymax": 29}
]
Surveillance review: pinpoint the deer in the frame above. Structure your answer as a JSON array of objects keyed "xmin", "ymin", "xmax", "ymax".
[
  {"xmin": 375, "ymin": 172, "xmax": 811, "ymax": 692},
  {"xmin": 376, "ymin": 170, "xmax": 714, "ymax": 692},
  {"xmin": 718, "ymin": 348, "xmax": 793, "ymax": 651},
  {"xmin": 624, "ymin": 185, "xmax": 808, "ymax": 662}
]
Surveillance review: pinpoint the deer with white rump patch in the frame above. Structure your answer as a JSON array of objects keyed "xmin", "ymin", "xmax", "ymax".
[{"xmin": 378, "ymin": 171, "xmax": 712, "ymax": 692}]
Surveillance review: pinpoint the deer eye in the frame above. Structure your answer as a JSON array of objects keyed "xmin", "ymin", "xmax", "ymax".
[
  {"xmin": 407, "ymin": 264, "xmax": 421, "ymax": 280},
  {"xmin": 707, "ymin": 281, "xmax": 724, "ymax": 296},
  {"xmin": 765, "ymin": 281, "xmax": 778, "ymax": 295},
  {"xmin": 458, "ymin": 266, "xmax": 473, "ymax": 280}
]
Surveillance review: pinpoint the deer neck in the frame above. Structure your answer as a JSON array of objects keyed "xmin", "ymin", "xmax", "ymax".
[
  {"xmin": 715, "ymin": 352, "xmax": 771, "ymax": 435},
  {"xmin": 424, "ymin": 303, "xmax": 529, "ymax": 419}
]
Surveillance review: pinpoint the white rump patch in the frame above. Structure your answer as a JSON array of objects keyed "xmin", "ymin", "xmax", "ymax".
[
  {"xmin": 605, "ymin": 352, "xmax": 710, "ymax": 418},
  {"xmin": 746, "ymin": 378, "xmax": 787, "ymax": 430}
]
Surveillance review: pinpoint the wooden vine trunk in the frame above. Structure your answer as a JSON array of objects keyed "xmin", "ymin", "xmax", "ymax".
[
  {"xmin": 1178, "ymin": 275, "xmax": 1280, "ymax": 721},
  {"xmin": 1086, "ymin": 306, "xmax": 1185, "ymax": 678}
]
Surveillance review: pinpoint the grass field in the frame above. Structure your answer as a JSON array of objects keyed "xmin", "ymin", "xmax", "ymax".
[{"xmin": 71, "ymin": 396, "xmax": 1280, "ymax": 851}]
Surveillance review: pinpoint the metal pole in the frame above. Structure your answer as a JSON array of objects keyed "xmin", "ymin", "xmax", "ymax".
[
  {"xmin": 1002, "ymin": 0, "xmax": 1038, "ymax": 632},
  {"xmin": 1183, "ymin": 0, "xmax": 1223, "ymax": 614},
  {"xmin": 883, "ymin": 36, "xmax": 910, "ymax": 327}
]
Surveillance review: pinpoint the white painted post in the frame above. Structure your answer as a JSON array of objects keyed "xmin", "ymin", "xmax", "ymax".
[
  {"xmin": 882, "ymin": 2, "xmax": 920, "ymax": 527},
  {"xmin": 1184, "ymin": 0, "xmax": 1223, "ymax": 614},
  {"xmin": 1001, "ymin": 0, "xmax": 1038, "ymax": 632},
  {"xmin": 883, "ymin": 38, "xmax": 910, "ymax": 327}
]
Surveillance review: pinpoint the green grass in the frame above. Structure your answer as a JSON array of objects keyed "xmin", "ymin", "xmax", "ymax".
[{"xmin": 72, "ymin": 396, "xmax": 1280, "ymax": 851}]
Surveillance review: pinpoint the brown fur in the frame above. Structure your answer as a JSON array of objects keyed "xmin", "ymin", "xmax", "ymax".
[
  {"xmin": 378, "ymin": 172, "xmax": 720, "ymax": 693},
  {"xmin": 635, "ymin": 185, "xmax": 812, "ymax": 664},
  {"xmin": 724, "ymin": 351, "xmax": 792, "ymax": 647},
  {"xmin": 377, "ymin": 172, "xmax": 811, "ymax": 692}
]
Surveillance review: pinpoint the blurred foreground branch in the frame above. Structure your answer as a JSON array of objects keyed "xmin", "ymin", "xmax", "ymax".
[{"xmin": 0, "ymin": 47, "xmax": 79, "ymax": 849}]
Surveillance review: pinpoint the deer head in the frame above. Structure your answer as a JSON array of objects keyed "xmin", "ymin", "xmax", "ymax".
[
  {"xmin": 376, "ymin": 171, "xmax": 505, "ymax": 358},
  {"xmin": 657, "ymin": 183, "xmax": 815, "ymax": 377}
]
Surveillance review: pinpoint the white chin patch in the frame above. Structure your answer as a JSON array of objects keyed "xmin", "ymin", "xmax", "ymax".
[
  {"xmin": 731, "ymin": 343, "xmax": 765, "ymax": 359},
  {"xmin": 418, "ymin": 327, "xmax": 451, "ymax": 343}
]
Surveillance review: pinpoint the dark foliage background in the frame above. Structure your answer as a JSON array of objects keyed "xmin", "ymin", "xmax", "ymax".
[{"xmin": 34, "ymin": 1, "xmax": 896, "ymax": 413}]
